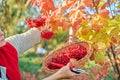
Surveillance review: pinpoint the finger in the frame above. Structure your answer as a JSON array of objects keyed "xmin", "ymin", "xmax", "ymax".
[{"xmin": 69, "ymin": 58, "xmax": 79, "ymax": 70}]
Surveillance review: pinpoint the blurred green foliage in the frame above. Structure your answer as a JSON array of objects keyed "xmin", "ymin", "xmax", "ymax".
[{"xmin": 0, "ymin": 0, "xmax": 37, "ymax": 37}]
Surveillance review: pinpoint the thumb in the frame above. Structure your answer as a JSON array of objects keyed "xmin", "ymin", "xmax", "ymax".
[{"xmin": 69, "ymin": 58, "xmax": 79, "ymax": 70}]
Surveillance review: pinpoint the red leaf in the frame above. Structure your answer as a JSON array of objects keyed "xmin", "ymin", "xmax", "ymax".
[{"xmin": 82, "ymin": 0, "xmax": 93, "ymax": 9}]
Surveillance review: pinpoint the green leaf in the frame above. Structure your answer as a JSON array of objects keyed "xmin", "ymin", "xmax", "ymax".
[{"xmin": 94, "ymin": 51, "xmax": 106, "ymax": 65}]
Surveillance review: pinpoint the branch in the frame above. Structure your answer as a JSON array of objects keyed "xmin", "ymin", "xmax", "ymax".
[
  {"xmin": 110, "ymin": 45, "xmax": 120, "ymax": 80},
  {"xmin": 92, "ymin": 0, "xmax": 99, "ymax": 14},
  {"xmin": 106, "ymin": 48, "xmax": 117, "ymax": 72}
]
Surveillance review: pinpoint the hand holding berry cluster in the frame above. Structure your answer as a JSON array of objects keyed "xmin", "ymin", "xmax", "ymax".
[{"xmin": 26, "ymin": 17, "xmax": 54, "ymax": 40}]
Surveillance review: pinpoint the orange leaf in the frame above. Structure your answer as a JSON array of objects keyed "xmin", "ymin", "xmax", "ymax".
[
  {"xmin": 65, "ymin": 0, "xmax": 76, "ymax": 9},
  {"xmin": 81, "ymin": 26, "xmax": 92, "ymax": 35},
  {"xmin": 99, "ymin": 9, "xmax": 109, "ymax": 18},
  {"xmin": 78, "ymin": 3, "xmax": 86, "ymax": 10},
  {"xmin": 68, "ymin": 10, "xmax": 76, "ymax": 19},
  {"xmin": 51, "ymin": 20, "xmax": 61, "ymax": 32},
  {"xmin": 72, "ymin": 19, "xmax": 81, "ymax": 30},
  {"xmin": 82, "ymin": 0, "xmax": 93, "ymax": 8},
  {"xmin": 92, "ymin": 24, "xmax": 103, "ymax": 32},
  {"xmin": 34, "ymin": 0, "xmax": 56, "ymax": 15},
  {"xmin": 111, "ymin": 37, "xmax": 117, "ymax": 44},
  {"xmin": 61, "ymin": 20, "xmax": 71, "ymax": 31}
]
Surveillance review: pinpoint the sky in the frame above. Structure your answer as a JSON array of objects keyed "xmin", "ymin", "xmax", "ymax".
[
  {"xmin": 53, "ymin": 0, "xmax": 63, "ymax": 6},
  {"xmin": 0, "ymin": 0, "xmax": 2, "ymax": 3}
]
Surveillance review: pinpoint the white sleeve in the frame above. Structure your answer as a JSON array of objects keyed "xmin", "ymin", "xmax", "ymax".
[{"xmin": 5, "ymin": 28, "xmax": 41, "ymax": 54}]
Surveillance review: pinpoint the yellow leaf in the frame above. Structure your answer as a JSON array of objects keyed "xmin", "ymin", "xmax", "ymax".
[
  {"xmin": 92, "ymin": 33, "xmax": 102, "ymax": 43},
  {"xmin": 96, "ymin": 42, "xmax": 106, "ymax": 50},
  {"xmin": 81, "ymin": 26, "xmax": 92, "ymax": 35},
  {"xmin": 98, "ymin": 1, "xmax": 105, "ymax": 8},
  {"xmin": 80, "ymin": 19, "xmax": 89, "ymax": 26},
  {"xmin": 94, "ymin": 51, "xmax": 106, "ymax": 65}
]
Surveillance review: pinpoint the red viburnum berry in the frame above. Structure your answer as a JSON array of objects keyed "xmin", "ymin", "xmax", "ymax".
[
  {"xmin": 26, "ymin": 17, "xmax": 46, "ymax": 28},
  {"xmin": 40, "ymin": 30, "xmax": 54, "ymax": 40},
  {"xmin": 48, "ymin": 55, "xmax": 70, "ymax": 69},
  {"xmin": 47, "ymin": 45, "xmax": 87, "ymax": 70},
  {"xmin": 26, "ymin": 18, "xmax": 34, "ymax": 28}
]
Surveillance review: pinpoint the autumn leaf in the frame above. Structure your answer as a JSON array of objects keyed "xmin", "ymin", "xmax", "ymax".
[
  {"xmin": 72, "ymin": 19, "xmax": 81, "ymax": 30},
  {"xmin": 92, "ymin": 24, "xmax": 103, "ymax": 32},
  {"xmin": 110, "ymin": 28, "xmax": 120, "ymax": 42},
  {"xmin": 94, "ymin": 51, "xmax": 106, "ymax": 65},
  {"xmin": 64, "ymin": 0, "xmax": 76, "ymax": 9},
  {"xmin": 111, "ymin": 36, "xmax": 118, "ymax": 44},
  {"xmin": 68, "ymin": 10, "xmax": 77, "ymax": 20},
  {"xmin": 33, "ymin": 0, "xmax": 56, "ymax": 15},
  {"xmin": 78, "ymin": 3, "xmax": 86, "ymax": 10},
  {"xmin": 61, "ymin": 20, "xmax": 71, "ymax": 31},
  {"xmin": 99, "ymin": 9, "xmax": 109, "ymax": 18},
  {"xmin": 96, "ymin": 42, "xmax": 107, "ymax": 50},
  {"xmin": 82, "ymin": 0, "xmax": 93, "ymax": 9},
  {"xmin": 99, "ymin": 2, "xmax": 108, "ymax": 10},
  {"xmin": 51, "ymin": 20, "xmax": 61, "ymax": 33},
  {"xmin": 92, "ymin": 33, "xmax": 103, "ymax": 43},
  {"xmin": 81, "ymin": 26, "xmax": 92, "ymax": 35}
]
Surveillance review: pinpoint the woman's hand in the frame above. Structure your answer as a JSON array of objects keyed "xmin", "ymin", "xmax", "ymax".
[
  {"xmin": 0, "ymin": 29, "xmax": 6, "ymax": 47},
  {"xmin": 43, "ymin": 63, "xmax": 81, "ymax": 80},
  {"xmin": 56, "ymin": 62, "xmax": 80, "ymax": 79}
]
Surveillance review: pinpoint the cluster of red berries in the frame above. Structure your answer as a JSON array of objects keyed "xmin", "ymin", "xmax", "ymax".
[
  {"xmin": 67, "ymin": 45, "xmax": 87, "ymax": 60},
  {"xmin": 40, "ymin": 30, "xmax": 54, "ymax": 40},
  {"xmin": 26, "ymin": 17, "xmax": 54, "ymax": 40},
  {"xmin": 48, "ymin": 55, "xmax": 69, "ymax": 69},
  {"xmin": 47, "ymin": 45, "xmax": 87, "ymax": 69},
  {"xmin": 26, "ymin": 17, "xmax": 46, "ymax": 28}
]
